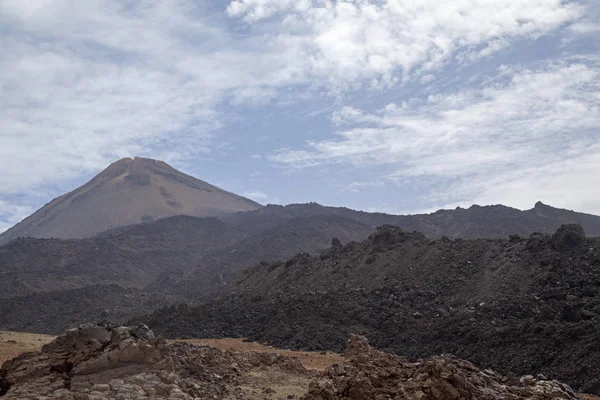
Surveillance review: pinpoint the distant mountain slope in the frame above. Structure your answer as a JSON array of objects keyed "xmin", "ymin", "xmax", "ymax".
[
  {"xmin": 0, "ymin": 214, "xmax": 375, "ymax": 331},
  {"xmin": 0, "ymin": 157, "xmax": 261, "ymax": 245},
  {"xmin": 2, "ymin": 155, "xmax": 598, "ymax": 246},
  {"xmin": 0, "ymin": 216, "xmax": 246, "ymax": 299},
  {"xmin": 226, "ymin": 201, "xmax": 600, "ymax": 238},
  {"xmin": 220, "ymin": 203, "xmax": 398, "ymax": 234},
  {"xmin": 394, "ymin": 201, "xmax": 600, "ymax": 238},
  {"xmin": 158, "ymin": 215, "xmax": 376, "ymax": 301}
]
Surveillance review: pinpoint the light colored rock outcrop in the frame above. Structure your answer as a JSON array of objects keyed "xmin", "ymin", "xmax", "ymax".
[
  {"xmin": 0, "ymin": 323, "xmax": 244, "ymax": 399},
  {"xmin": 1, "ymin": 326, "xmax": 585, "ymax": 400},
  {"xmin": 302, "ymin": 335, "xmax": 582, "ymax": 400}
]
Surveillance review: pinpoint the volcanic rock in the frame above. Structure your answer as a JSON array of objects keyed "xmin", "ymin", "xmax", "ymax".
[
  {"xmin": 0, "ymin": 322, "xmax": 308, "ymax": 399},
  {"xmin": 552, "ymin": 224, "xmax": 586, "ymax": 250},
  {"xmin": 331, "ymin": 238, "xmax": 343, "ymax": 250},
  {"xmin": 142, "ymin": 224, "xmax": 600, "ymax": 392},
  {"xmin": 302, "ymin": 335, "xmax": 581, "ymax": 400}
]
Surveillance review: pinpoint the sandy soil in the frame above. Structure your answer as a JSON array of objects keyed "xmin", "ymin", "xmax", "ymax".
[{"xmin": 0, "ymin": 331, "xmax": 55, "ymax": 365}]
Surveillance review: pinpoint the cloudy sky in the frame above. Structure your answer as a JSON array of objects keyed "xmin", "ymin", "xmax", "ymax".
[{"xmin": 1, "ymin": 0, "xmax": 599, "ymax": 232}]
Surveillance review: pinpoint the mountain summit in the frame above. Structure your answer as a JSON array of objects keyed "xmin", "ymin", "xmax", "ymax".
[{"xmin": 0, "ymin": 157, "xmax": 261, "ymax": 244}]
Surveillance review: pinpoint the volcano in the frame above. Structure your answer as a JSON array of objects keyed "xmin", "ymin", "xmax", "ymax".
[{"xmin": 0, "ymin": 157, "xmax": 261, "ymax": 244}]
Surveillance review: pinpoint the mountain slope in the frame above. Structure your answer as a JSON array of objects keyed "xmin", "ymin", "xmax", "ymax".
[
  {"xmin": 0, "ymin": 216, "xmax": 246, "ymax": 299},
  {"xmin": 0, "ymin": 157, "xmax": 261, "ymax": 244},
  {"xmin": 393, "ymin": 202, "xmax": 600, "ymax": 238},
  {"xmin": 142, "ymin": 224, "xmax": 600, "ymax": 393},
  {"xmin": 0, "ymin": 214, "xmax": 375, "ymax": 332},
  {"xmin": 226, "ymin": 202, "xmax": 600, "ymax": 238},
  {"xmin": 157, "ymin": 215, "xmax": 376, "ymax": 301}
]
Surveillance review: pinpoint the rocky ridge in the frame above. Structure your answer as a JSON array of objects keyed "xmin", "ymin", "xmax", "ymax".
[
  {"xmin": 0, "ymin": 323, "xmax": 308, "ymax": 399},
  {"xmin": 224, "ymin": 202, "xmax": 600, "ymax": 239},
  {"xmin": 141, "ymin": 224, "xmax": 600, "ymax": 393},
  {"xmin": 0, "ymin": 326, "xmax": 584, "ymax": 399},
  {"xmin": 303, "ymin": 335, "xmax": 581, "ymax": 400}
]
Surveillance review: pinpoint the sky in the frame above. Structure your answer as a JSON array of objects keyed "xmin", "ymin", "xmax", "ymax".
[{"xmin": 1, "ymin": 0, "xmax": 599, "ymax": 233}]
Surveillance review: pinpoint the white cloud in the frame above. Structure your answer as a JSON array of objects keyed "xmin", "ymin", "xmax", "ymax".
[
  {"xmin": 331, "ymin": 106, "xmax": 365, "ymax": 125},
  {"xmin": 0, "ymin": 0, "xmax": 310, "ymax": 196},
  {"xmin": 568, "ymin": 21, "xmax": 600, "ymax": 34},
  {"xmin": 346, "ymin": 180, "xmax": 385, "ymax": 192},
  {"xmin": 271, "ymin": 62, "xmax": 600, "ymax": 213},
  {"xmin": 227, "ymin": 0, "xmax": 313, "ymax": 22},
  {"xmin": 0, "ymin": 0, "xmax": 586, "ymax": 196},
  {"xmin": 227, "ymin": 0, "xmax": 582, "ymax": 87},
  {"xmin": 243, "ymin": 190, "xmax": 269, "ymax": 201},
  {"xmin": 0, "ymin": 200, "xmax": 34, "ymax": 234}
]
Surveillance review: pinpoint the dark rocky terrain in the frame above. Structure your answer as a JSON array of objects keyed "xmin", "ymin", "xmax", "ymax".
[
  {"xmin": 0, "ymin": 216, "xmax": 245, "ymax": 298},
  {"xmin": 160, "ymin": 215, "xmax": 374, "ymax": 302},
  {"xmin": 2, "ymin": 191, "xmax": 600, "ymax": 346},
  {"xmin": 140, "ymin": 224, "xmax": 600, "ymax": 394},
  {"xmin": 0, "ymin": 214, "xmax": 375, "ymax": 333},
  {"xmin": 5, "ymin": 166, "xmax": 599, "ymax": 334},
  {"xmin": 0, "ymin": 285, "xmax": 142, "ymax": 334}
]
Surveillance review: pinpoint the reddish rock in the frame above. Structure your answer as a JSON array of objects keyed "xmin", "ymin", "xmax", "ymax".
[{"xmin": 302, "ymin": 335, "xmax": 581, "ymax": 400}]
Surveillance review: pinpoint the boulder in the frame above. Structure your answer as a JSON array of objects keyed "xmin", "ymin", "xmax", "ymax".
[
  {"xmin": 552, "ymin": 224, "xmax": 586, "ymax": 250},
  {"xmin": 526, "ymin": 232, "xmax": 549, "ymax": 252},
  {"xmin": 331, "ymin": 237, "xmax": 343, "ymax": 250},
  {"xmin": 131, "ymin": 323, "xmax": 154, "ymax": 340}
]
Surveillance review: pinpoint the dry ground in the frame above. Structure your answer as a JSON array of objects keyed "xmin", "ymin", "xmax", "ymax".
[
  {"xmin": 179, "ymin": 338, "xmax": 342, "ymax": 371},
  {"xmin": 0, "ymin": 331, "xmax": 55, "ymax": 365},
  {"xmin": 181, "ymin": 338, "xmax": 343, "ymax": 399},
  {"xmin": 1, "ymin": 332, "xmax": 598, "ymax": 400},
  {"xmin": 1, "ymin": 333, "xmax": 340, "ymax": 400},
  {"xmin": 1, "ymin": 333, "xmax": 341, "ymax": 371}
]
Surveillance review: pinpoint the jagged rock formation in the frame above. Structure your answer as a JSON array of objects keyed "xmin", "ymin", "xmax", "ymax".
[
  {"xmin": 0, "ymin": 157, "xmax": 261, "ymax": 245},
  {"xmin": 552, "ymin": 224, "xmax": 587, "ymax": 250},
  {"xmin": 0, "ymin": 323, "xmax": 308, "ymax": 399},
  {"xmin": 302, "ymin": 335, "xmax": 581, "ymax": 400},
  {"xmin": 142, "ymin": 224, "xmax": 600, "ymax": 393},
  {"xmin": 0, "ymin": 326, "xmax": 583, "ymax": 399}
]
